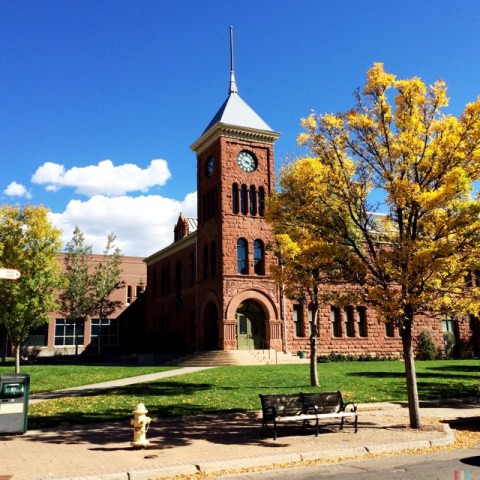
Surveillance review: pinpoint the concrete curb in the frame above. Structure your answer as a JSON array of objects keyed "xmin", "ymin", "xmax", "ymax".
[{"xmin": 113, "ymin": 425, "xmax": 456, "ymax": 480}]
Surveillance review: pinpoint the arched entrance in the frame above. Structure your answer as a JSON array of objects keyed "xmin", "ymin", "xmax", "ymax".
[{"xmin": 237, "ymin": 300, "xmax": 266, "ymax": 350}]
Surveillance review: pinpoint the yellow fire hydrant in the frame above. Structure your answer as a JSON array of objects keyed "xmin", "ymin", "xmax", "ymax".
[{"xmin": 130, "ymin": 403, "xmax": 151, "ymax": 448}]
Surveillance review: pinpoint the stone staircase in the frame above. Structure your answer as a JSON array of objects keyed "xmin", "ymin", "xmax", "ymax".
[{"xmin": 170, "ymin": 349, "xmax": 309, "ymax": 367}]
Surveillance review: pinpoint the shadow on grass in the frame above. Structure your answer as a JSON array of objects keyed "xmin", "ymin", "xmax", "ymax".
[
  {"xmin": 424, "ymin": 364, "xmax": 480, "ymax": 373},
  {"xmin": 29, "ymin": 380, "xmax": 255, "ymax": 430}
]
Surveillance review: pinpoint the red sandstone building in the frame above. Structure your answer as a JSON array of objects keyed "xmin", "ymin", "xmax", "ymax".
[
  {"xmin": 143, "ymin": 58, "xmax": 480, "ymax": 359},
  {"xmin": 22, "ymin": 253, "xmax": 147, "ymax": 358}
]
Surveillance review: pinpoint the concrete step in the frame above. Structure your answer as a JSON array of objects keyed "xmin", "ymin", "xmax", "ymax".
[{"xmin": 170, "ymin": 349, "xmax": 309, "ymax": 367}]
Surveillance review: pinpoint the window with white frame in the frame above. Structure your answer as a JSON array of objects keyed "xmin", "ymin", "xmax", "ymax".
[
  {"xmin": 54, "ymin": 318, "xmax": 84, "ymax": 346},
  {"xmin": 90, "ymin": 318, "xmax": 119, "ymax": 346}
]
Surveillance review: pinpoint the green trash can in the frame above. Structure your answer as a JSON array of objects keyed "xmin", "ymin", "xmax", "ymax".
[
  {"xmin": 0, "ymin": 373, "xmax": 30, "ymax": 434},
  {"xmin": 297, "ymin": 351, "xmax": 306, "ymax": 359}
]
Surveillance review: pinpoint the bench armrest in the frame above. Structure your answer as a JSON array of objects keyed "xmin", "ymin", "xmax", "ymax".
[{"xmin": 343, "ymin": 402, "xmax": 357, "ymax": 413}]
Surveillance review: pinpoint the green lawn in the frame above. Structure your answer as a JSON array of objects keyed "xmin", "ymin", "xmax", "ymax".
[
  {"xmin": 0, "ymin": 363, "xmax": 176, "ymax": 393},
  {"xmin": 20, "ymin": 359, "xmax": 480, "ymax": 428}
]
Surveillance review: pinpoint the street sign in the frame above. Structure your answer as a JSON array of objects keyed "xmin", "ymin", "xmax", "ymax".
[{"xmin": 0, "ymin": 268, "xmax": 21, "ymax": 280}]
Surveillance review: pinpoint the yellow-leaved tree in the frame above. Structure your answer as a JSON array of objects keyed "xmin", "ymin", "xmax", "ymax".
[
  {"xmin": 267, "ymin": 63, "xmax": 480, "ymax": 428},
  {"xmin": 0, "ymin": 205, "xmax": 63, "ymax": 372}
]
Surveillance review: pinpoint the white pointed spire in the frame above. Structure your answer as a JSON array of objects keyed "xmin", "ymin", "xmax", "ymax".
[
  {"xmin": 192, "ymin": 26, "xmax": 280, "ymax": 146},
  {"xmin": 229, "ymin": 26, "xmax": 238, "ymax": 94}
]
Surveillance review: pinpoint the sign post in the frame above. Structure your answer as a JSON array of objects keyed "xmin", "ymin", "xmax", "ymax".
[{"xmin": 0, "ymin": 269, "xmax": 21, "ymax": 280}]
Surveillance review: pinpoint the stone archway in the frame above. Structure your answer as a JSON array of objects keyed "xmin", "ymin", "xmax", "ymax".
[{"xmin": 236, "ymin": 300, "xmax": 266, "ymax": 350}]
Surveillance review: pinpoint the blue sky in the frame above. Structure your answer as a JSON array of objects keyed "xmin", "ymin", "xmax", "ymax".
[{"xmin": 1, "ymin": 0, "xmax": 480, "ymax": 256}]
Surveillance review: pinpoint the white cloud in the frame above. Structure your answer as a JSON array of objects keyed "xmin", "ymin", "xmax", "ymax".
[
  {"xmin": 4, "ymin": 181, "xmax": 32, "ymax": 199},
  {"xmin": 32, "ymin": 159, "xmax": 171, "ymax": 196},
  {"xmin": 49, "ymin": 192, "xmax": 197, "ymax": 257}
]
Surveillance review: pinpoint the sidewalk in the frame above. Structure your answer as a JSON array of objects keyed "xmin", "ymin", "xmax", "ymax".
[{"xmin": 1, "ymin": 368, "xmax": 479, "ymax": 480}]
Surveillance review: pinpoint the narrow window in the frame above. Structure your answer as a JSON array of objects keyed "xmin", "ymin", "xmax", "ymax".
[
  {"xmin": 385, "ymin": 321, "xmax": 395, "ymax": 337},
  {"xmin": 470, "ymin": 314, "xmax": 478, "ymax": 331},
  {"xmin": 331, "ymin": 306, "xmax": 342, "ymax": 337},
  {"xmin": 258, "ymin": 187, "xmax": 265, "ymax": 216},
  {"xmin": 253, "ymin": 239, "xmax": 264, "ymax": 275},
  {"xmin": 249, "ymin": 186, "xmax": 257, "ymax": 216},
  {"xmin": 345, "ymin": 306, "xmax": 355, "ymax": 337},
  {"xmin": 356, "ymin": 306, "xmax": 367, "ymax": 337},
  {"xmin": 126, "ymin": 285, "xmax": 132, "ymax": 304},
  {"xmin": 293, "ymin": 304, "xmax": 304, "ymax": 337},
  {"xmin": 232, "ymin": 183, "xmax": 239, "ymax": 214},
  {"xmin": 240, "ymin": 184, "xmax": 248, "ymax": 215},
  {"xmin": 237, "ymin": 238, "xmax": 248, "ymax": 274}
]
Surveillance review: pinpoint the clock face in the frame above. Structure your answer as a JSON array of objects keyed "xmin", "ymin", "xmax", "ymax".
[
  {"xmin": 206, "ymin": 156, "xmax": 215, "ymax": 177},
  {"xmin": 237, "ymin": 150, "xmax": 257, "ymax": 172}
]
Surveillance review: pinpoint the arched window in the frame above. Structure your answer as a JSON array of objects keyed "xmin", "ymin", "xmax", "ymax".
[
  {"xmin": 253, "ymin": 239, "xmax": 265, "ymax": 275},
  {"xmin": 240, "ymin": 184, "xmax": 248, "ymax": 215},
  {"xmin": 249, "ymin": 186, "xmax": 257, "ymax": 216},
  {"xmin": 237, "ymin": 238, "xmax": 248, "ymax": 275},
  {"xmin": 232, "ymin": 183, "xmax": 239, "ymax": 214},
  {"xmin": 258, "ymin": 186, "xmax": 265, "ymax": 216},
  {"xmin": 210, "ymin": 241, "xmax": 216, "ymax": 277}
]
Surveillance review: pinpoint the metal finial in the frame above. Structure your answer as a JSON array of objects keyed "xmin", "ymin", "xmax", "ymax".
[{"xmin": 229, "ymin": 26, "xmax": 238, "ymax": 94}]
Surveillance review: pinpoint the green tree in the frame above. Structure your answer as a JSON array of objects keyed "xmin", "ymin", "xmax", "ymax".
[
  {"xmin": 0, "ymin": 205, "xmax": 63, "ymax": 372},
  {"xmin": 267, "ymin": 63, "xmax": 480, "ymax": 428},
  {"xmin": 60, "ymin": 228, "xmax": 124, "ymax": 358},
  {"xmin": 59, "ymin": 227, "xmax": 93, "ymax": 358},
  {"xmin": 90, "ymin": 233, "xmax": 124, "ymax": 355}
]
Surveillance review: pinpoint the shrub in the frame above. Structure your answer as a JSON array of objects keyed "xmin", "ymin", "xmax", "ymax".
[{"xmin": 416, "ymin": 330, "xmax": 439, "ymax": 360}]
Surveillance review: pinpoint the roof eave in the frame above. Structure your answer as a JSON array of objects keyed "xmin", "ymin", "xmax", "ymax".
[{"xmin": 190, "ymin": 122, "xmax": 280, "ymax": 154}]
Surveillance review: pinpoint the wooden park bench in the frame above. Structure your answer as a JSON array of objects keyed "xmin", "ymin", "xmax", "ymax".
[{"xmin": 259, "ymin": 391, "xmax": 358, "ymax": 440}]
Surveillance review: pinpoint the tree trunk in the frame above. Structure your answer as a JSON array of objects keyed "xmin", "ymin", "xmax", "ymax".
[
  {"xmin": 14, "ymin": 342, "xmax": 21, "ymax": 373},
  {"xmin": 309, "ymin": 307, "xmax": 319, "ymax": 386},
  {"xmin": 310, "ymin": 337, "xmax": 319, "ymax": 386},
  {"xmin": 401, "ymin": 320, "xmax": 421, "ymax": 428}
]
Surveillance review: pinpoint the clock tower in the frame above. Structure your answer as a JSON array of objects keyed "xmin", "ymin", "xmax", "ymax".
[{"xmin": 190, "ymin": 28, "xmax": 283, "ymax": 351}]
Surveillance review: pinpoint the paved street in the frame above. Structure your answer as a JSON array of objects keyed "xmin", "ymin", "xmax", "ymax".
[{"xmin": 218, "ymin": 448, "xmax": 480, "ymax": 480}]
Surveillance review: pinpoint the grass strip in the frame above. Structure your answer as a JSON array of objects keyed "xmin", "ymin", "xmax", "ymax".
[{"xmin": 26, "ymin": 359, "xmax": 480, "ymax": 428}]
